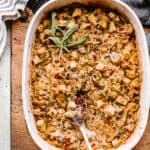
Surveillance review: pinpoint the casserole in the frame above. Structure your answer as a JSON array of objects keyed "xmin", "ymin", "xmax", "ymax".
[{"xmin": 22, "ymin": 0, "xmax": 150, "ymax": 149}]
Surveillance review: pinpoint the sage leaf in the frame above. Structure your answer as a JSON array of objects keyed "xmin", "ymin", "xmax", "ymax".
[
  {"xmin": 51, "ymin": 12, "xmax": 57, "ymax": 37},
  {"xmin": 49, "ymin": 13, "xmax": 88, "ymax": 55},
  {"xmin": 63, "ymin": 24, "xmax": 78, "ymax": 41},
  {"xmin": 56, "ymin": 27, "xmax": 65, "ymax": 35},
  {"xmin": 50, "ymin": 37, "xmax": 62, "ymax": 47},
  {"xmin": 66, "ymin": 36, "xmax": 88, "ymax": 47},
  {"xmin": 63, "ymin": 47, "xmax": 70, "ymax": 53},
  {"xmin": 48, "ymin": 98, "xmax": 52, "ymax": 105}
]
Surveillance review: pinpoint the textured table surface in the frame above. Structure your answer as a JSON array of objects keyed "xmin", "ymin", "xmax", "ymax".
[{"xmin": 0, "ymin": 23, "xmax": 10, "ymax": 150}]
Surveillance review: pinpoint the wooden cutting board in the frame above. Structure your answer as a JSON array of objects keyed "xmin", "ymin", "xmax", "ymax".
[{"xmin": 11, "ymin": 7, "xmax": 150, "ymax": 150}]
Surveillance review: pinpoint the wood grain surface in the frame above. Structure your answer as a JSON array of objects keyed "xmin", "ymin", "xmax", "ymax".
[
  {"xmin": 11, "ymin": 8, "xmax": 39, "ymax": 150},
  {"xmin": 11, "ymin": 8, "xmax": 150, "ymax": 150}
]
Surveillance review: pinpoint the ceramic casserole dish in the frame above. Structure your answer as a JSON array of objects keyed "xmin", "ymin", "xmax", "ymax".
[{"xmin": 22, "ymin": 0, "xmax": 150, "ymax": 149}]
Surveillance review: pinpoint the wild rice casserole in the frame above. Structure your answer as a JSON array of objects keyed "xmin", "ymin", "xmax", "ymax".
[{"xmin": 30, "ymin": 4, "xmax": 142, "ymax": 150}]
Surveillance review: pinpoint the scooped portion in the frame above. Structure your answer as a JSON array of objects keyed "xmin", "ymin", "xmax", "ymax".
[{"xmin": 30, "ymin": 4, "xmax": 142, "ymax": 150}]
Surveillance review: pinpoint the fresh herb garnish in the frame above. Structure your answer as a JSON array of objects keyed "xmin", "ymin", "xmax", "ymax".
[
  {"xmin": 64, "ymin": 36, "xmax": 88, "ymax": 47},
  {"xmin": 63, "ymin": 24, "xmax": 78, "ymax": 41},
  {"xmin": 116, "ymin": 103, "xmax": 122, "ymax": 108},
  {"xmin": 112, "ymin": 123, "xmax": 118, "ymax": 129},
  {"xmin": 107, "ymin": 97, "xmax": 114, "ymax": 103},
  {"xmin": 49, "ymin": 12, "xmax": 88, "ymax": 54},
  {"xmin": 61, "ymin": 95, "xmax": 68, "ymax": 102},
  {"xmin": 97, "ymin": 72, "xmax": 102, "ymax": 79},
  {"xmin": 63, "ymin": 16, "xmax": 69, "ymax": 20},
  {"xmin": 35, "ymin": 76, "xmax": 40, "ymax": 81},
  {"xmin": 41, "ymin": 54, "xmax": 48, "ymax": 59},
  {"xmin": 118, "ymin": 132, "xmax": 124, "ymax": 138},
  {"xmin": 49, "ymin": 37, "xmax": 62, "ymax": 47},
  {"xmin": 48, "ymin": 98, "xmax": 52, "ymax": 104},
  {"xmin": 45, "ymin": 24, "xmax": 51, "ymax": 29},
  {"xmin": 51, "ymin": 12, "xmax": 57, "ymax": 37}
]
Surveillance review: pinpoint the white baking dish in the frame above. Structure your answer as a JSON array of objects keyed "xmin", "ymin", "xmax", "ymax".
[{"xmin": 22, "ymin": 0, "xmax": 150, "ymax": 149}]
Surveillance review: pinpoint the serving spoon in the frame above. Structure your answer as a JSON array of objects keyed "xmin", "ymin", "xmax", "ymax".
[{"xmin": 68, "ymin": 98, "xmax": 92, "ymax": 150}]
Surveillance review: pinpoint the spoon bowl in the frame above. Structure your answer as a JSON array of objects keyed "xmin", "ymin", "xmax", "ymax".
[{"xmin": 68, "ymin": 97, "xmax": 92, "ymax": 150}]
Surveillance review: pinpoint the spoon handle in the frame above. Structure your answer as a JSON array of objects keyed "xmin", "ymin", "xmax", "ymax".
[{"xmin": 80, "ymin": 125, "xmax": 92, "ymax": 150}]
